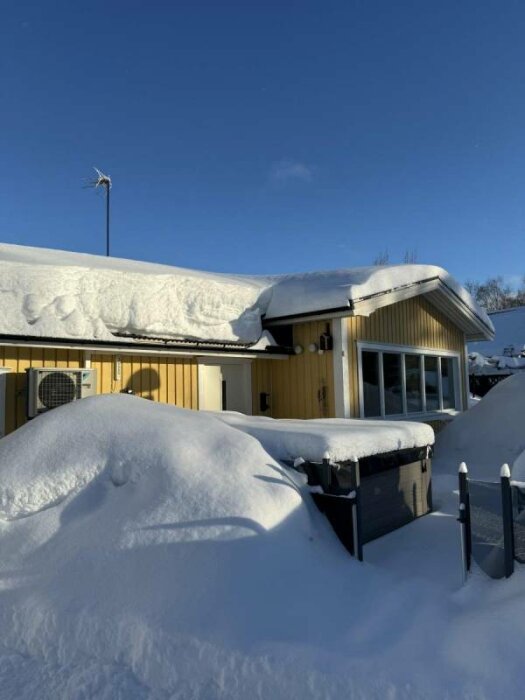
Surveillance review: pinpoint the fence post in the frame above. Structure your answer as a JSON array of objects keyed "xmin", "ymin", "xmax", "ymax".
[
  {"xmin": 321, "ymin": 451, "xmax": 332, "ymax": 493},
  {"xmin": 500, "ymin": 463, "xmax": 514, "ymax": 578},
  {"xmin": 458, "ymin": 462, "xmax": 471, "ymax": 582},
  {"xmin": 353, "ymin": 458, "xmax": 363, "ymax": 562}
]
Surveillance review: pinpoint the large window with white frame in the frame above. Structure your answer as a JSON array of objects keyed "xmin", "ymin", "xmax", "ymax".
[{"xmin": 358, "ymin": 343, "xmax": 461, "ymax": 418}]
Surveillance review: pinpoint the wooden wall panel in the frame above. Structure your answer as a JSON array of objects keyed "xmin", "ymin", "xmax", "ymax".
[
  {"xmin": 252, "ymin": 320, "xmax": 335, "ymax": 419},
  {"xmin": 0, "ymin": 348, "xmax": 198, "ymax": 435},
  {"xmin": 0, "ymin": 346, "xmax": 83, "ymax": 433},
  {"xmin": 347, "ymin": 296, "xmax": 467, "ymax": 417},
  {"xmin": 90, "ymin": 354, "xmax": 198, "ymax": 410}
]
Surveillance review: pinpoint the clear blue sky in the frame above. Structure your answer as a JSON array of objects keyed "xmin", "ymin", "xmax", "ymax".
[{"xmin": 1, "ymin": 1, "xmax": 524, "ymax": 284}]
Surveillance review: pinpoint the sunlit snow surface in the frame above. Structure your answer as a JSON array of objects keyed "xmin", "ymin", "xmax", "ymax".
[
  {"xmin": 0, "ymin": 243, "xmax": 491, "ymax": 344},
  {"xmin": 0, "ymin": 394, "xmax": 524, "ymax": 698}
]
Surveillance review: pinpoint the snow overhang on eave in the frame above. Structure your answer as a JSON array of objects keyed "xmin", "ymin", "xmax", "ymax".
[
  {"xmin": 350, "ymin": 277, "xmax": 494, "ymax": 342},
  {"xmin": 263, "ymin": 277, "xmax": 494, "ymax": 342}
]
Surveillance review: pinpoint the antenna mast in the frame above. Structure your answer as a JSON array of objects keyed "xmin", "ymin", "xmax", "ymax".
[{"xmin": 88, "ymin": 167, "xmax": 112, "ymax": 256}]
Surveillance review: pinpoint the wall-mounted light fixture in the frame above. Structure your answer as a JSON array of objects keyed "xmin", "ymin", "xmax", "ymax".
[
  {"xmin": 308, "ymin": 343, "xmax": 318, "ymax": 353},
  {"xmin": 294, "ymin": 344, "xmax": 304, "ymax": 355},
  {"xmin": 319, "ymin": 323, "xmax": 333, "ymax": 352}
]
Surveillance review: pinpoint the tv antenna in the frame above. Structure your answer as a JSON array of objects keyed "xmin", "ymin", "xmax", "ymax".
[{"xmin": 87, "ymin": 167, "xmax": 112, "ymax": 256}]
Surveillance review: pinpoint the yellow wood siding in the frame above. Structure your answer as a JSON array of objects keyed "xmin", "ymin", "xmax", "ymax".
[
  {"xmin": 0, "ymin": 348, "xmax": 198, "ymax": 435},
  {"xmin": 90, "ymin": 354, "xmax": 198, "ymax": 408},
  {"xmin": 0, "ymin": 347, "xmax": 83, "ymax": 433},
  {"xmin": 251, "ymin": 321, "xmax": 335, "ymax": 419},
  {"xmin": 347, "ymin": 296, "xmax": 467, "ymax": 417},
  {"xmin": 252, "ymin": 296, "xmax": 467, "ymax": 420}
]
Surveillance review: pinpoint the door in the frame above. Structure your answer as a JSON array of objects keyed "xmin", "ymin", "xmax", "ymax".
[{"xmin": 198, "ymin": 362, "xmax": 252, "ymax": 413}]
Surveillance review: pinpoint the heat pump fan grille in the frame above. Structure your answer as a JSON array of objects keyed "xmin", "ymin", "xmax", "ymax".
[{"xmin": 38, "ymin": 372, "xmax": 80, "ymax": 409}]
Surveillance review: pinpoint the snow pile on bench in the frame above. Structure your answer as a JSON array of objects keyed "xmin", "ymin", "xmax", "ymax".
[{"xmin": 213, "ymin": 412, "xmax": 434, "ymax": 462}]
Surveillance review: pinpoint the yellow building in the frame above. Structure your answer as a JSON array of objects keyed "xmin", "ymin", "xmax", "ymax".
[{"xmin": 0, "ymin": 244, "xmax": 494, "ymax": 436}]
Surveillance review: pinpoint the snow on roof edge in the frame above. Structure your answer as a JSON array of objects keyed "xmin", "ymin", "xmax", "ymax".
[{"xmin": 0, "ymin": 243, "xmax": 492, "ymax": 345}]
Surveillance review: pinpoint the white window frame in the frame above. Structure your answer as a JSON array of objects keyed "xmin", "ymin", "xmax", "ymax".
[{"xmin": 357, "ymin": 341, "xmax": 462, "ymax": 420}]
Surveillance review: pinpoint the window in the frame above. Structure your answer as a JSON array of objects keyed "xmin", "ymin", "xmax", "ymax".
[
  {"xmin": 362, "ymin": 350, "xmax": 381, "ymax": 417},
  {"xmin": 359, "ymin": 344, "xmax": 460, "ymax": 418},
  {"xmin": 383, "ymin": 353, "xmax": 403, "ymax": 415}
]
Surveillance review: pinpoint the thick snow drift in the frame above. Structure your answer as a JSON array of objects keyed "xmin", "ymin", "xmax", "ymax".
[
  {"xmin": 213, "ymin": 412, "xmax": 434, "ymax": 462},
  {"xmin": 0, "ymin": 394, "xmax": 300, "ymax": 524},
  {"xmin": 263, "ymin": 264, "xmax": 492, "ymax": 327},
  {"xmin": 435, "ymin": 373, "xmax": 525, "ymax": 480},
  {"xmin": 0, "ymin": 243, "xmax": 269, "ymax": 344},
  {"xmin": 0, "ymin": 243, "xmax": 491, "ymax": 345},
  {"xmin": 0, "ymin": 394, "xmax": 525, "ymax": 698}
]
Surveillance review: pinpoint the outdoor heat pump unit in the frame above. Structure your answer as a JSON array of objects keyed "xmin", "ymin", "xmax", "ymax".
[{"xmin": 26, "ymin": 367, "xmax": 98, "ymax": 419}]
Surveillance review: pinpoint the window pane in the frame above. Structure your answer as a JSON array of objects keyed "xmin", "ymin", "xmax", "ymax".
[
  {"xmin": 405, "ymin": 354, "xmax": 422, "ymax": 413},
  {"xmin": 424, "ymin": 356, "xmax": 439, "ymax": 411},
  {"xmin": 441, "ymin": 357, "xmax": 456, "ymax": 409},
  {"xmin": 383, "ymin": 353, "xmax": 403, "ymax": 415},
  {"xmin": 362, "ymin": 351, "xmax": 381, "ymax": 417}
]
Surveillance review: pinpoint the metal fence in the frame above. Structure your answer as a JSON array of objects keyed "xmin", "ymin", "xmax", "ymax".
[{"xmin": 458, "ymin": 463, "xmax": 515, "ymax": 580}]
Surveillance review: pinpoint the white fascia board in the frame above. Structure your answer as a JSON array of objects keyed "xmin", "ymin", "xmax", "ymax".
[{"xmin": 351, "ymin": 279, "xmax": 494, "ymax": 342}]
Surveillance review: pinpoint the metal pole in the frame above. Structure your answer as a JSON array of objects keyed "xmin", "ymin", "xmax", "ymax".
[
  {"xmin": 106, "ymin": 183, "xmax": 110, "ymax": 257},
  {"xmin": 458, "ymin": 462, "xmax": 471, "ymax": 582},
  {"xmin": 354, "ymin": 459, "xmax": 363, "ymax": 562},
  {"xmin": 500, "ymin": 463, "xmax": 514, "ymax": 579}
]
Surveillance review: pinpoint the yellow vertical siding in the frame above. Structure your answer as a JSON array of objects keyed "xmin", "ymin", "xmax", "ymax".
[
  {"xmin": 0, "ymin": 346, "xmax": 83, "ymax": 433},
  {"xmin": 347, "ymin": 296, "xmax": 467, "ymax": 417},
  {"xmin": 252, "ymin": 295, "xmax": 468, "ymax": 420},
  {"xmin": 251, "ymin": 320, "xmax": 335, "ymax": 419},
  {"xmin": 90, "ymin": 353, "xmax": 198, "ymax": 410},
  {"xmin": 0, "ymin": 348, "xmax": 198, "ymax": 435}
]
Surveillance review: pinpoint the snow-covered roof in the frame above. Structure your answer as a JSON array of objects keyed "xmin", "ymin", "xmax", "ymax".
[
  {"xmin": 0, "ymin": 243, "xmax": 270, "ymax": 345},
  {"xmin": 469, "ymin": 306, "xmax": 525, "ymax": 358},
  {"xmin": 0, "ymin": 243, "xmax": 493, "ymax": 346}
]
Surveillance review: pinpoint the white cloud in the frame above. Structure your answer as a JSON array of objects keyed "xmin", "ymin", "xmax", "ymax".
[{"xmin": 270, "ymin": 159, "xmax": 314, "ymax": 184}]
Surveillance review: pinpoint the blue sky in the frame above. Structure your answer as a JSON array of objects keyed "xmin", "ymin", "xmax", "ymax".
[{"xmin": 1, "ymin": 1, "xmax": 524, "ymax": 284}]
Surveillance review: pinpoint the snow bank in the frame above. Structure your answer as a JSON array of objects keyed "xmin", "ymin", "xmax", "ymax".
[
  {"xmin": 0, "ymin": 243, "xmax": 491, "ymax": 345},
  {"xmin": 0, "ymin": 394, "xmax": 300, "ymax": 524},
  {"xmin": 213, "ymin": 412, "xmax": 434, "ymax": 462},
  {"xmin": 434, "ymin": 373, "xmax": 525, "ymax": 479},
  {"xmin": 0, "ymin": 395, "xmax": 525, "ymax": 697}
]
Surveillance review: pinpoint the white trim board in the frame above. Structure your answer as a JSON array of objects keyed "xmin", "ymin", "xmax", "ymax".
[{"xmin": 332, "ymin": 318, "xmax": 350, "ymax": 418}]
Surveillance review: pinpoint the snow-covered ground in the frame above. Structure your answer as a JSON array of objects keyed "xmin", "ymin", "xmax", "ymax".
[{"xmin": 0, "ymin": 392, "xmax": 524, "ymax": 698}]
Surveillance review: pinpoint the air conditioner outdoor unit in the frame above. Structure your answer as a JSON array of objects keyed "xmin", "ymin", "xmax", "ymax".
[{"xmin": 26, "ymin": 367, "xmax": 98, "ymax": 419}]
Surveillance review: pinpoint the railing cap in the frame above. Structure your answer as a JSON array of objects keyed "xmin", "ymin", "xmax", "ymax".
[
  {"xmin": 459, "ymin": 462, "xmax": 468, "ymax": 474},
  {"xmin": 501, "ymin": 463, "xmax": 511, "ymax": 478}
]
